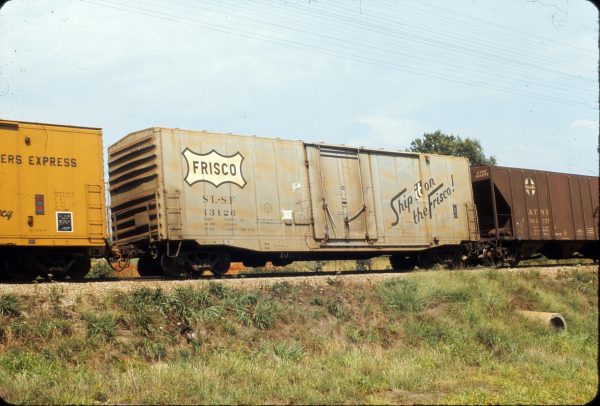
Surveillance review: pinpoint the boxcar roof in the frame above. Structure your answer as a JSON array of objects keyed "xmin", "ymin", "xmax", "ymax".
[
  {"xmin": 113, "ymin": 126, "xmax": 469, "ymax": 161},
  {"xmin": 0, "ymin": 118, "xmax": 102, "ymax": 131}
]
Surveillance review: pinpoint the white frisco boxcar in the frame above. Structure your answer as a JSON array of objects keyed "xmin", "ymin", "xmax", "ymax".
[{"xmin": 108, "ymin": 127, "xmax": 478, "ymax": 276}]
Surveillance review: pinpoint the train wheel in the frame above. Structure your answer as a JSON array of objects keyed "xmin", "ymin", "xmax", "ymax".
[
  {"xmin": 5, "ymin": 255, "xmax": 38, "ymax": 281},
  {"xmin": 502, "ymin": 248, "xmax": 521, "ymax": 268},
  {"xmin": 67, "ymin": 256, "xmax": 91, "ymax": 279},
  {"xmin": 482, "ymin": 247, "xmax": 499, "ymax": 267},
  {"xmin": 137, "ymin": 256, "xmax": 163, "ymax": 276},
  {"xmin": 160, "ymin": 253, "xmax": 191, "ymax": 278},
  {"xmin": 210, "ymin": 252, "xmax": 231, "ymax": 276}
]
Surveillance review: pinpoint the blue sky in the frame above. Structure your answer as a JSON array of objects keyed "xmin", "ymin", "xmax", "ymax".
[{"xmin": 1, "ymin": 0, "xmax": 597, "ymax": 175}]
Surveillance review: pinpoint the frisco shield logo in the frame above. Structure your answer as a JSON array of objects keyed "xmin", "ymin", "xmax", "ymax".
[{"xmin": 182, "ymin": 148, "xmax": 246, "ymax": 188}]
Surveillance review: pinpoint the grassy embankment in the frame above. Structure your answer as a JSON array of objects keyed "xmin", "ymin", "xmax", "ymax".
[{"xmin": 0, "ymin": 267, "xmax": 597, "ymax": 404}]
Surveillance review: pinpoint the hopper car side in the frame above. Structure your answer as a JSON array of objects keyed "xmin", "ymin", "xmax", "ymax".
[{"xmin": 471, "ymin": 165, "xmax": 598, "ymax": 266}]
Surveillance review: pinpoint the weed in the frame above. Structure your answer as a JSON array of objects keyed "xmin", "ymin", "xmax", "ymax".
[
  {"xmin": 522, "ymin": 269, "xmax": 542, "ymax": 280},
  {"xmin": 345, "ymin": 325, "xmax": 362, "ymax": 343},
  {"xmin": 48, "ymin": 286, "xmax": 64, "ymax": 306},
  {"xmin": 83, "ymin": 312, "xmax": 119, "ymax": 343},
  {"xmin": 480, "ymin": 289, "xmax": 510, "ymax": 316},
  {"xmin": 168, "ymin": 286, "xmax": 211, "ymax": 321},
  {"xmin": 208, "ymin": 282, "xmax": 229, "ymax": 299},
  {"xmin": 356, "ymin": 259, "xmax": 370, "ymax": 271},
  {"xmin": 344, "ymin": 325, "xmax": 382, "ymax": 343},
  {"xmin": 506, "ymin": 282, "xmax": 541, "ymax": 309},
  {"xmin": 483, "ymin": 269, "xmax": 501, "ymax": 280},
  {"xmin": 136, "ymin": 338, "xmax": 167, "ymax": 361},
  {"xmin": 8, "ymin": 318, "xmax": 29, "ymax": 338},
  {"xmin": 198, "ymin": 305, "xmax": 223, "ymax": 322},
  {"xmin": 475, "ymin": 322, "xmax": 516, "ymax": 356},
  {"xmin": 327, "ymin": 299, "xmax": 350, "ymax": 320},
  {"xmin": 271, "ymin": 281, "xmax": 294, "ymax": 297},
  {"xmin": 313, "ymin": 261, "xmax": 325, "ymax": 272},
  {"xmin": 272, "ymin": 341, "xmax": 305, "ymax": 361},
  {"xmin": 227, "ymin": 290, "xmax": 259, "ymax": 307},
  {"xmin": 309, "ymin": 296, "xmax": 324, "ymax": 306},
  {"xmin": 0, "ymin": 294, "xmax": 21, "ymax": 316},
  {"xmin": 378, "ymin": 278, "xmax": 424, "ymax": 313},
  {"xmin": 129, "ymin": 287, "xmax": 168, "ymax": 306},
  {"xmin": 251, "ymin": 297, "xmax": 279, "ymax": 329},
  {"xmin": 435, "ymin": 279, "xmax": 472, "ymax": 303},
  {"xmin": 55, "ymin": 337, "xmax": 88, "ymax": 362},
  {"xmin": 34, "ymin": 318, "xmax": 72, "ymax": 339},
  {"xmin": 86, "ymin": 259, "xmax": 113, "ymax": 278},
  {"xmin": 326, "ymin": 277, "xmax": 343, "ymax": 287},
  {"xmin": 0, "ymin": 349, "xmax": 45, "ymax": 373}
]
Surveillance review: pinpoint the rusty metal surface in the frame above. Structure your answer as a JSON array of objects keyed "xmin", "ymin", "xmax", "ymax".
[
  {"xmin": 109, "ymin": 127, "xmax": 476, "ymax": 254},
  {"xmin": 471, "ymin": 165, "xmax": 599, "ymax": 243}
]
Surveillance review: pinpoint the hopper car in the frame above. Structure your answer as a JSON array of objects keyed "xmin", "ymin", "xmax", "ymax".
[
  {"xmin": 1, "ymin": 119, "xmax": 597, "ymax": 280},
  {"xmin": 471, "ymin": 165, "xmax": 598, "ymax": 266}
]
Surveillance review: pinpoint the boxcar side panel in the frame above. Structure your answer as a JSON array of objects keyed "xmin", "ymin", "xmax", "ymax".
[
  {"xmin": 371, "ymin": 153, "xmax": 473, "ymax": 247},
  {"xmin": 110, "ymin": 127, "xmax": 476, "ymax": 256},
  {"xmin": 580, "ymin": 176, "xmax": 598, "ymax": 240},
  {"xmin": 305, "ymin": 146, "xmax": 378, "ymax": 244},
  {"xmin": 159, "ymin": 129, "xmax": 313, "ymax": 252},
  {"xmin": 0, "ymin": 120, "xmax": 106, "ymax": 247}
]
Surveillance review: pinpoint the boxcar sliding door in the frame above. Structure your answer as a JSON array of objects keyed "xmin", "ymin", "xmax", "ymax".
[{"xmin": 306, "ymin": 145, "xmax": 378, "ymax": 244}]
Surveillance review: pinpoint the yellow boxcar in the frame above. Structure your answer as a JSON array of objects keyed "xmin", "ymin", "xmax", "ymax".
[{"xmin": 0, "ymin": 119, "xmax": 107, "ymax": 280}]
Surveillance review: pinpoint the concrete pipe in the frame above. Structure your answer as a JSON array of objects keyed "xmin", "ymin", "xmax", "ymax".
[{"xmin": 517, "ymin": 310, "xmax": 567, "ymax": 331}]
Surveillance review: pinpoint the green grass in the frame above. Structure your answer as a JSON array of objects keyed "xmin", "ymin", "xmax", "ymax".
[
  {"xmin": 0, "ymin": 294, "xmax": 20, "ymax": 316},
  {"xmin": 0, "ymin": 266, "xmax": 597, "ymax": 404}
]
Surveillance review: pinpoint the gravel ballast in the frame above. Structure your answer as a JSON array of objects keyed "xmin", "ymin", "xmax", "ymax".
[{"xmin": 0, "ymin": 265, "xmax": 595, "ymax": 300}]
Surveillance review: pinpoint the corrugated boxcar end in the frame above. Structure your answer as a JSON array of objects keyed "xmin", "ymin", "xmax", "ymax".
[
  {"xmin": 471, "ymin": 165, "xmax": 599, "ymax": 264},
  {"xmin": 0, "ymin": 119, "xmax": 107, "ymax": 280},
  {"xmin": 108, "ymin": 127, "xmax": 479, "ymax": 276}
]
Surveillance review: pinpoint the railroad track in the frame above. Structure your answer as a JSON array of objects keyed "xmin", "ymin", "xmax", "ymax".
[
  {"xmin": 0, "ymin": 261, "xmax": 593, "ymax": 285},
  {"xmin": 1, "ymin": 268, "xmax": 401, "ymax": 285}
]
